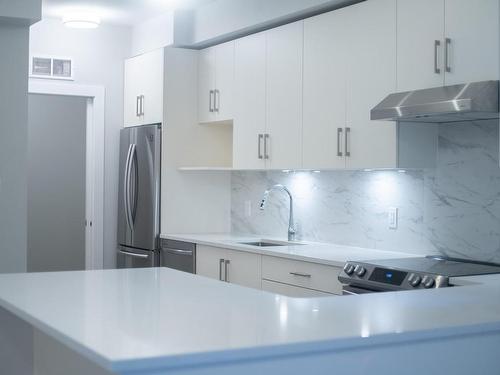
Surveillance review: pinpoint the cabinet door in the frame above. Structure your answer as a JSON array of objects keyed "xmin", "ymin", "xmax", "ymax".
[
  {"xmin": 444, "ymin": 0, "xmax": 499, "ymax": 85},
  {"xmin": 303, "ymin": 10, "xmax": 348, "ymax": 169},
  {"xmin": 224, "ymin": 249, "xmax": 261, "ymax": 289},
  {"xmin": 261, "ymin": 280, "xmax": 332, "ymax": 298},
  {"xmin": 397, "ymin": 0, "xmax": 445, "ymax": 91},
  {"xmin": 266, "ymin": 21, "xmax": 303, "ymax": 170},
  {"xmin": 196, "ymin": 245, "xmax": 226, "ymax": 281},
  {"xmin": 233, "ymin": 32, "xmax": 267, "ymax": 169},
  {"xmin": 214, "ymin": 41, "xmax": 234, "ymax": 122},
  {"xmin": 345, "ymin": 0, "xmax": 397, "ymax": 169},
  {"xmin": 198, "ymin": 47, "xmax": 217, "ymax": 123},
  {"xmin": 124, "ymin": 56, "xmax": 142, "ymax": 127},
  {"xmin": 141, "ymin": 48, "xmax": 164, "ymax": 125}
]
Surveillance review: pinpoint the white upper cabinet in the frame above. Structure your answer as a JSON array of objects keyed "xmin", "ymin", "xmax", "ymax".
[
  {"xmin": 303, "ymin": 0, "xmax": 397, "ymax": 170},
  {"xmin": 197, "ymin": 41, "xmax": 235, "ymax": 124},
  {"xmin": 444, "ymin": 0, "xmax": 499, "ymax": 85},
  {"xmin": 233, "ymin": 32, "xmax": 267, "ymax": 169},
  {"xmin": 345, "ymin": 0, "xmax": 397, "ymax": 169},
  {"xmin": 198, "ymin": 47, "xmax": 217, "ymax": 123},
  {"xmin": 397, "ymin": 0, "xmax": 445, "ymax": 91},
  {"xmin": 124, "ymin": 48, "xmax": 164, "ymax": 127},
  {"xmin": 214, "ymin": 42, "xmax": 235, "ymax": 122},
  {"xmin": 397, "ymin": 0, "xmax": 499, "ymax": 91},
  {"xmin": 265, "ymin": 21, "xmax": 303, "ymax": 170},
  {"xmin": 303, "ymin": 9, "xmax": 348, "ymax": 169}
]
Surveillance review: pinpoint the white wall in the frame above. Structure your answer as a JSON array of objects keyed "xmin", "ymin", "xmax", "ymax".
[
  {"xmin": 0, "ymin": 23, "xmax": 30, "ymax": 273},
  {"xmin": 131, "ymin": 12, "xmax": 174, "ymax": 56},
  {"xmin": 29, "ymin": 18, "xmax": 132, "ymax": 268}
]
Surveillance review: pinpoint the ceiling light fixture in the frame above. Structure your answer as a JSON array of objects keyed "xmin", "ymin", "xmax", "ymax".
[{"xmin": 63, "ymin": 12, "xmax": 101, "ymax": 29}]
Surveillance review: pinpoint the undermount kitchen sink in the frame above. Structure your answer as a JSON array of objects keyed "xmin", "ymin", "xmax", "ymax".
[{"xmin": 238, "ymin": 240, "xmax": 306, "ymax": 247}]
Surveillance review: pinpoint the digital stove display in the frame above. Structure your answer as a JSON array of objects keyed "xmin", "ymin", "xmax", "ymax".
[{"xmin": 369, "ymin": 267, "xmax": 407, "ymax": 286}]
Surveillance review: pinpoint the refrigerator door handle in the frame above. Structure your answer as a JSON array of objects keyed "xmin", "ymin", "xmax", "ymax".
[
  {"xmin": 123, "ymin": 144, "xmax": 133, "ymax": 232},
  {"xmin": 130, "ymin": 144, "xmax": 139, "ymax": 225}
]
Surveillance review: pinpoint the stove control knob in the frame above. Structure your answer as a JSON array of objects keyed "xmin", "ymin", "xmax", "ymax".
[
  {"xmin": 422, "ymin": 276, "xmax": 435, "ymax": 289},
  {"xmin": 354, "ymin": 265, "xmax": 366, "ymax": 277},
  {"xmin": 343, "ymin": 263, "xmax": 355, "ymax": 275},
  {"xmin": 408, "ymin": 273, "xmax": 422, "ymax": 287}
]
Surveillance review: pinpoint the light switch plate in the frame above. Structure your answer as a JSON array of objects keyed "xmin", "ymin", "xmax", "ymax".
[{"xmin": 388, "ymin": 207, "xmax": 398, "ymax": 229}]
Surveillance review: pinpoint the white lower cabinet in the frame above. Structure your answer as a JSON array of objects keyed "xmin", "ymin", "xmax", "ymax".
[
  {"xmin": 261, "ymin": 280, "xmax": 332, "ymax": 298},
  {"xmin": 196, "ymin": 245, "xmax": 261, "ymax": 289},
  {"xmin": 261, "ymin": 255, "xmax": 343, "ymax": 295},
  {"xmin": 196, "ymin": 246, "xmax": 343, "ymax": 297}
]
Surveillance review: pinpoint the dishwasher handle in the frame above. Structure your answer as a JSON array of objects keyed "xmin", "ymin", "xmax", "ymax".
[{"xmin": 162, "ymin": 248, "xmax": 194, "ymax": 256}]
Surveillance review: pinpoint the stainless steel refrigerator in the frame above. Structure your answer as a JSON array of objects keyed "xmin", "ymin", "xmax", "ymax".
[{"xmin": 117, "ymin": 124, "xmax": 161, "ymax": 268}]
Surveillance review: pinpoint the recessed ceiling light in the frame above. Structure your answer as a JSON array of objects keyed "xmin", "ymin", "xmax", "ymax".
[{"xmin": 63, "ymin": 12, "xmax": 101, "ymax": 29}]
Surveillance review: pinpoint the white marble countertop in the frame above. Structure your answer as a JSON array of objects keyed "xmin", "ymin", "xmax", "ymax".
[
  {"xmin": 0, "ymin": 268, "xmax": 500, "ymax": 373},
  {"xmin": 161, "ymin": 233, "xmax": 420, "ymax": 267}
]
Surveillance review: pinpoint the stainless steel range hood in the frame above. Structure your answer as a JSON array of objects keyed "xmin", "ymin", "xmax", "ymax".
[{"xmin": 371, "ymin": 80, "xmax": 499, "ymax": 123}]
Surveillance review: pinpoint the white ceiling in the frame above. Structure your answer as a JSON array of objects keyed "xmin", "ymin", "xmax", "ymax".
[{"xmin": 42, "ymin": 0, "xmax": 213, "ymax": 26}]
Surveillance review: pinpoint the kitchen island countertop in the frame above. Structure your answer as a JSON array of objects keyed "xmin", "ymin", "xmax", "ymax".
[{"xmin": 0, "ymin": 266, "xmax": 500, "ymax": 374}]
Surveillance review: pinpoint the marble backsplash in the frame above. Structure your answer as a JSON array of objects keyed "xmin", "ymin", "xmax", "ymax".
[{"xmin": 231, "ymin": 120, "xmax": 500, "ymax": 263}]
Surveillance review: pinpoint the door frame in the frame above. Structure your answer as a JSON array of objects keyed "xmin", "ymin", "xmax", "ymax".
[{"xmin": 28, "ymin": 80, "xmax": 105, "ymax": 270}]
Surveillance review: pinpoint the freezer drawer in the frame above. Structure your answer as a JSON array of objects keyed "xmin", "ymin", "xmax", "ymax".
[
  {"xmin": 160, "ymin": 239, "xmax": 196, "ymax": 274},
  {"xmin": 117, "ymin": 247, "xmax": 158, "ymax": 268}
]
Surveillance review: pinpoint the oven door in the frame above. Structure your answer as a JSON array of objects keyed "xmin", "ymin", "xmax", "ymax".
[{"xmin": 342, "ymin": 285, "xmax": 381, "ymax": 295}]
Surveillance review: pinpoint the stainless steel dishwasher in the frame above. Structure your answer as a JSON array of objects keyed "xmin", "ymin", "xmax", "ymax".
[{"xmin": 160, "ymin": 239, "xmax": 196, "ymax": 274}]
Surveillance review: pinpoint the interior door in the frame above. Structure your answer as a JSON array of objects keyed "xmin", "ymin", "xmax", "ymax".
[
  {"xmin": 444, "ymin": 0, "xmax": 500, "ymax": 85},
  {"xmin": 233, "ymin": 32, "xmax": 267, "ymax": 169},
  {"xmin": 345, "ymin": 0, "xmax": 398, "ymax": 169},
  {"xmin": 397, "ymin": 0, "xmax": 445, "ymax": 91},
  {"xmin": 266, "ymin": 21, "xmax": 303, "ymax": 170},
  {"xmin": 302, "ymin": 10, "xmax": 348, "ymax": 169}
]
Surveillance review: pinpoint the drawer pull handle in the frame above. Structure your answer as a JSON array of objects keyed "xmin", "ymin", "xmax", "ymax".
[{"xmin": 290, "ymin": 272, "xmax": 312, "ymax": 278}]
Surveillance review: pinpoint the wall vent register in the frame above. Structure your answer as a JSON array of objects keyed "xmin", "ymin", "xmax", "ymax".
[{"xmin": 30, "ymin": 56, "xmax": 73, "ymax": 80}]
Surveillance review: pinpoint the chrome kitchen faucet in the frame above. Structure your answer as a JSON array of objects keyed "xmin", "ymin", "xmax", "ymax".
[{"xmin": 260, "ymin": 184, "xmax": 296, "ymax": 242}]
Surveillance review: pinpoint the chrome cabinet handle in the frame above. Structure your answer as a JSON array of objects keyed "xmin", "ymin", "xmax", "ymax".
[
  {"xmin": 290, "ymin": 272, "xmax": 312, "ymax": 278},
  {"xmin": 345, "ymin": 127, "xmax": 351, "ymax": 157},
  {"xmin": 209, "ymin": 90, "xmax": 214, "ymax": 113},
  {"xmin": 445, "ymin": 38, "xmax": 451, "ymax": 73},
  {"xmin": 258, "ymin": 134, "xmax": 263, "ymax": 159},
  {"xmin": 219, "ymin": 258, "xmax": 224, "ymax": 281},
  {"xmin": 337, "ymin": 128, "xmax": 343, "ymax": 157},
  {"xmin": 119, "ymin": 250, "xmax": 149, "ymax": 259},
  {"xmin": 136, "ymin": 96, "xmax": 140, "ymax": 117},
  {"xmin": 264, "ymin": 134, "xmax": 270, "ymax": 160},
  {"xmin": 224, "ymin": 260, "xmax": 230, "ymax": 282},
  {"xmin": 434, "ymin": 40, "xmax": 441, "ymax": 74},
  {"xmin": 214, "ymin": 89, "xmax": 220, "ymax": 113}
]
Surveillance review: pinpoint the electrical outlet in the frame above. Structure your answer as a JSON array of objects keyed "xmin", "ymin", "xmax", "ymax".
[
  {"xmin": 244, "ymin": 200, "xmax": 252, "ymax": 217},
  {"xmin": 388, "ymin": 207, "xmax": 398, "ymax": 229}
]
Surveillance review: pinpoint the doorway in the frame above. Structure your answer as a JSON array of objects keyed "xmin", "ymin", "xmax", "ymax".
[
  {"xmin": 28, "ymin": 94, "xmax": 87, "ymax": 272},
  {"xmin": 28, "ymin": 81, "xmax": 105, "ymax": 271}
]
